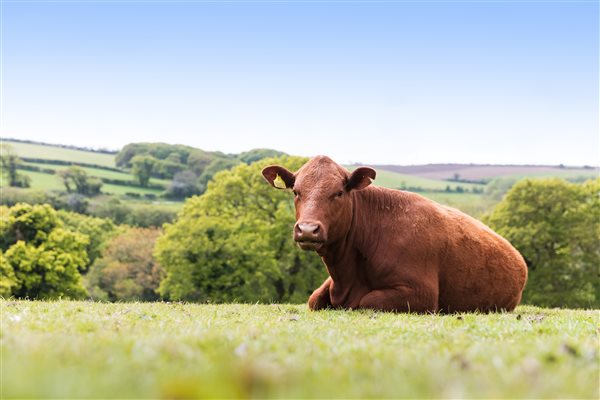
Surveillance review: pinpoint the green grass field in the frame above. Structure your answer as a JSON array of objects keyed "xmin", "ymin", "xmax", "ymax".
[
  {"xmin": 1, "ymin": 170, "xmax": 165, "ymax": 196},
  {"xmin": 3, "ymin": 301, "xmax": 598, "ymax": 399},
  {"xmin": 22, "ymin": 161, "xmax": 171, "ymax": 187},
  {"xmin": 347, "ymin": 166, "xmax": 486, "ymax": 192},
  {"xmin": 4, "ymin": 141, "xmax": 116, "ymax": 167}
]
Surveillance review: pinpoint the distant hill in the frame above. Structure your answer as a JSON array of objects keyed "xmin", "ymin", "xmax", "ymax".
[{"xmin": 361, "ymin": 163, "xmax": 599, "ymax": 182}]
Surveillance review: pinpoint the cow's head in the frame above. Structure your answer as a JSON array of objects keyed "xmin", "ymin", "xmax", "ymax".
[{"xmin": 262, "ymin": 156, "xmax": 376, "ymax": 252}]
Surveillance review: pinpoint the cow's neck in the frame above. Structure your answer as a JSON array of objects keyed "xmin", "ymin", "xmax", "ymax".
[{"xmin": 317, "ymin": 188, "xmax": 384, "ymax": 303}]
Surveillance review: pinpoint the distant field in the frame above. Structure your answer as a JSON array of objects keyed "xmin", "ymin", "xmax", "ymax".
[
  {"xmin": 347, "ymin": 166, "xmax": 485, "ymax": 192},
  {"xmin": 22, "ymin": 162, "xmax": 170, "ymax": 187},
  {"xmin": 3, "ymin": 170, "xmax": 164, "ymax": 196},
  {"xmin": 4, "ymin": 301, "xmax": 598, "ymax": 399},
  {"xmin": 4, "ymin": 140, "xmax": 116, "ymax": 167},
  {"xmin": 372, "ymin": 164, "xmax": 599, "ymax": 182}
]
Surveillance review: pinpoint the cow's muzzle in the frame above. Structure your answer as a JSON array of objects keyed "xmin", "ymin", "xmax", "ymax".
[{"xmin": 294, "ymin": 222, "xmax": 325, "ymax": 251}]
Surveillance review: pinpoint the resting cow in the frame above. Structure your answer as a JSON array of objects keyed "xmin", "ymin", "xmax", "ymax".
[{"xmin": 262, "ymin": 156, "xmax": 527, "ymax": 313}]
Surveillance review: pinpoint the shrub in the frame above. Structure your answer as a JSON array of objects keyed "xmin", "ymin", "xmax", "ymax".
[
  {"xmin": 0, "ymin": 203, "xmax": 88, "ymax": 299},
  {"xmin": 486, "ymin": 178, "xmax": 599, "ymax": 308},
  {"xmin": 86, "ymin": 227, "xmax": 165, "ymax": 301}
]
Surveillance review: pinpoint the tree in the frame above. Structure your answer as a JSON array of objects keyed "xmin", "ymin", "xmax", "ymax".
[
  {"xmin": 86, "ymin": 227, "xmax": 165, "ymax": 301},
  {"xmin": 0, "ymin": 203, "xmax": 88, "ymax": 299},
  {"xmin": 197, "ymin": 158, "xmax": 240, "ymax": 192},
  {"xmin": 57, "ymin": 210, "xmax": 117, "ymax": 272},
  {"xmin": 0, "ymin": 144, "xmax": 30, "ymax": 188},
  {"xmin": 131, "ymin": 155, "xmax": 157, "ymax": 187},
  {"xmin": 155, "ymin": 156, "xmax": 327, "ymax": 303},
  {"xmin": 485, "ymin": 178, "xmax": 600, "ymax": 308},
  {"xmin": 238, "ymin": 148, "xmax": 286, "ymax": 165},
  {"xmin": 166, "ymin": 170, "xmax": 201, "ymax": 199},
  {"xmin": 57, "ymin": 166, "xmax": 102, "ymax": 195}
]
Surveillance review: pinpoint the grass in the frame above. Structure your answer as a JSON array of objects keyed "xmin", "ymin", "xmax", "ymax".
[
  {"xmin": 2, "ymin": 301, "xmax": 598, "ymax": 399},
  {"xmin": 1, "ymin": 170, "xmax": 164, "ymax": 196},
  {"xmin": 22, "ymin": 161, "xmax": 171, "ymax": 187},
  {"xmin": 4, "ymin": 141, "xmax": 116, "ymax": 167},
  {"xmin": 347, "ymin": 166, "xmax": 486, "ymax": 192}
]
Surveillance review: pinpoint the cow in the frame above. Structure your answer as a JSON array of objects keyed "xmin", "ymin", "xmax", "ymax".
[{"xmin": 262, "ymin": 156, "xmax": 527, "ymax": 313}]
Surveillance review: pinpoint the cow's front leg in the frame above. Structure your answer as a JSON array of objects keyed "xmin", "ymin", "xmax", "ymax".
[
  {"xmin": 308, "ymin": 277, "xmax": 332, "ymax": 311},
  {"xmin": 358, "ymin": 285, "xmax": 438, "ymax": 313}
]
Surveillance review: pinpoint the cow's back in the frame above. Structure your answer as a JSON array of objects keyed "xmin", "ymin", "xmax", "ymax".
[
  {"xmin": 433, "ymin": 204, "xmax": 527, "ymax": 312},
  {"xmin": 361, "ymin": 189, "xmax": 527, "ymax": 312}
]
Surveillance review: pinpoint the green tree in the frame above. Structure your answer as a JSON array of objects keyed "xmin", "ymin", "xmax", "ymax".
[
  {"xmin": 0, "ymin": 144, "xmax": 30, "ymax": 188},
  {"xmin": 486, "ymin": 178, "xmax": 600, "ymax": 308},
  {"xmin": 0, "ymin": 203, "xmax": 88, "ymax": 299},
  {"xmin": 57, "ymin": 210, "xmax": 117, "ymax": 272},
  {"xmin": 131, "ymin": 155, "xmax": 157, "ymax": 187},
  {"xmin": 197, "ymin": 158, "xmax": 240, "ymax": 192},
  {"xmin": 86, "ymin": 227, "xmax": 165, "ymax": 301},
  {"xmin": 57, "ymin": 166, "xmax": 102, "ymax": 195},
  {"xmin": 155, "ymin": 156, "xmax": 326, "ymax": 303}
]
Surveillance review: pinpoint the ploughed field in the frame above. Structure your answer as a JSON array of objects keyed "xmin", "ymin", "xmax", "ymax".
[{"xmin": 3, "ymin": 301, "xmax": 598, "ymax": 399}]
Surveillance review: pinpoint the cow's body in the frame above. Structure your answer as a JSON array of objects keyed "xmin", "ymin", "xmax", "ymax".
[{"xmin": 263, "ymin": 156, "xmax": 527, "ymax": 313}]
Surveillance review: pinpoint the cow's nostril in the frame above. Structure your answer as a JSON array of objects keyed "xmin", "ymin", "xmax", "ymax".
[{"xmin": 297, "ymin": 223, "xmax": 321, "ymax": 238}]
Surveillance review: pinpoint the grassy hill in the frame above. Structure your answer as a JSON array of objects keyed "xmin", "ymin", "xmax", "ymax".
[
  {"xmin": 3, "ymin": 300, "xmax": 598, "ymax": 399},
  {"xmin": 371, "ymin": 163, "xmax": 598, "ymax": 182},
  {"xmin": 347, "ymin": 166, "xmax": 486, "ymax": 192},
  {"xmin": 5, "ymin": 140, "xmax": 116, "ymax": 167},
  {"xmin": 3, "ymin": 140, "xmax": 169, "ymax": 197}
]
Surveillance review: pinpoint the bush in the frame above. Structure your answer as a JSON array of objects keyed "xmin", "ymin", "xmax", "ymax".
[
  {"xmin": 155, "ymin": 156, "xmax": 326, "ymax": 303},
  {"xmin": 486, "ymin": 178, "xmax": 599, "ymax": 308},
  {"xmin": 56, "ymin": 210, "xmax": 117, "ymax": 271},
  {"xmin": 0, "ymin": 203, "xmax": 88, "ymax": 299},
  {"xmin": 86, "ymin": 227, "xmax": 165, "ymax": 301}
]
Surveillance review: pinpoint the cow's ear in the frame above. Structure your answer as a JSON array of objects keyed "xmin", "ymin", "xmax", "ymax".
[
  {"xmin": 262, "ymin": 165, "xmax": 295, "ymax": 189},
  {"xmin": 346, "ymin": 167, "xmax": 376, "ymax": 191}
]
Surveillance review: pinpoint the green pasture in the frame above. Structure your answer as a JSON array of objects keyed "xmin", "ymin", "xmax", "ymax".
[
  {"xmin": 3, "ymin": 170, "xmax": 164, "ymax": 196},
  {"xmin": 22, "ymin": 161, "xmax": 170, "ymax": 187},
  {"xmin": 420, "ymin": 191, "xmax": 493, "ymax": 218},
  {"xmin": 347, "ymin": 166, "xmax": 486, "ymax": 192},
  {"xmin": 3, "ymin": 301, "xmax": 598, "ymax": 399},
  {"xmin": 492, "ymin": 169, "xmax": 598, "ymax": 182},
  {"xmin": 4, "ymin": 141, "xmax": 116, "ymax": 167}
]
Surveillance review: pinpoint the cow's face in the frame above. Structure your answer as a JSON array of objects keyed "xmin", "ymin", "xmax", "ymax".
[{"xmin": 262, "ymin": 156, "xmax": 375, "ymax": 252}]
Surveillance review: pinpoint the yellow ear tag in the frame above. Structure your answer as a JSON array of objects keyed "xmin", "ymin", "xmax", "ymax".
[{"xmin": 273, "ymin": 174, "xmax": 287, "ymax": 189}]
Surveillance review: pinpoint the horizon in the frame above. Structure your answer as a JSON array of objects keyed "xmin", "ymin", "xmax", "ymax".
[
  {"xmin": 3, "ymin": 136, "xmax": 597, "ymax": 169},
  {"xmin": 3, "ymin": 1, "xmax": 599, "ymax": 166}
]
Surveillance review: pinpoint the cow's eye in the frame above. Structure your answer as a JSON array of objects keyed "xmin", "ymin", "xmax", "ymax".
[
  {"xmin": 335, "ymin": 190, "xmax": 344, "ymax": 198},
  {"xmin": 293, "ymin": 190, "xmax": 299, "ymax": 197}
]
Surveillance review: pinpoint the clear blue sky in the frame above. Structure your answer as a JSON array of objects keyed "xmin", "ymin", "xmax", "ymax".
[{"xmin": 2, "ymin": 0, "xmax": 598, "ymax": 165}]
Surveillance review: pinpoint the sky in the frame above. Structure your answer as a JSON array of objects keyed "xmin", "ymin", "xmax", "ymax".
[{"xmin": 2, "ymin": 0, "xmax": 598, "ymax": 166}]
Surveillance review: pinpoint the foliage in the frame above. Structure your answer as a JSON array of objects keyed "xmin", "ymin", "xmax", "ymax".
[
  {"xmin": 238, "ymin": 148, "xmax": 286, "ymax": 165},
  {"xmin": 484, "ymin": 176, "xmax": 520, "ymax": 201},
  {"xmin": 87, "ymin": 198, "xmax": 176, "ymax": 227},
  {"xmin": 0, "ymin": 203, "xmax": 88, "ymax": 299},
  {"xmin": 116, "ymin": 143, "xmax": 196, "ymax": 168},
  {"xmin": 131, "ymin": 155, "xmax": 157, "ymax": 187},
  {"xmin": 0, "ymin": 251, "xmax": 17, "ymax": 297},
  {"xmin": 165, "ymin": 170, "xmax": 202, "ymax": 199},
  {"xmin": 197, "ymin": 157, "xmax": 240, "ymax": 192},
  {"xmin": 4, "ymin": 301, "xmax": 599, "ymax": 399},
  {"xmin": 57, "ymin": 166, "xmax": 103, "ymax": 195},
  {"xmin": 86, "ymin": 227, "xmax": 165, "ymax": 301},
  {"xmin": 156, "ymin": 156, "xmax": 327, "ymax": 302},
  {"xmin": 0, "ymin": 144, "xmax": 31, "ymax": 188},
  {"xmin": 56, "ymin": 210, "xmax": 117, "ymax": 271},
  {"xmin": 486, "ymin": 178, "xmax": 600, "ymax": 308}
]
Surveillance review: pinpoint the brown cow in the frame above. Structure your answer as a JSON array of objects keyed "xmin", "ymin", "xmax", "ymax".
[{"xmin": 262, "ymin": 156, "xmax": 527, "ymax": 313}]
